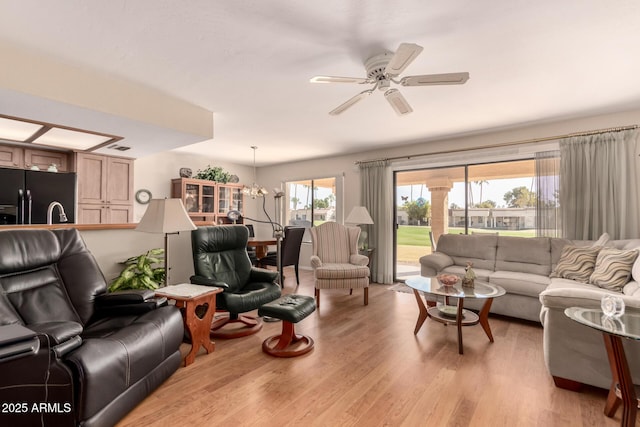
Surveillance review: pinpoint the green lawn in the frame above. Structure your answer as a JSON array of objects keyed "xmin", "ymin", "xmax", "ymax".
[
  {"xmin": 397, "ymin": 226, "xmax": 432, "ymax": 246},
  {"xmin": 396, "ymin": 225, "xmax": 536, "ymax": 247}
]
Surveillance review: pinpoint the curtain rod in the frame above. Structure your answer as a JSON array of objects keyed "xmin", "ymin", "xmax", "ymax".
[{"xmin": 354, "ymin": 124, "xmax": 639, "ymax": 166}]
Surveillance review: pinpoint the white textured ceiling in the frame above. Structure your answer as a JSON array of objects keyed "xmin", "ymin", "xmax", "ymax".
[{"xmin": 0, "ymin": 0, "xmax": 639, "ymax": 165}]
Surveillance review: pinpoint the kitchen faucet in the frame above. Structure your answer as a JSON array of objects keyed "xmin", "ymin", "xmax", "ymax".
[{"xmin": 47, "ymin": 201, "xmax": 68, "ymax": 225}]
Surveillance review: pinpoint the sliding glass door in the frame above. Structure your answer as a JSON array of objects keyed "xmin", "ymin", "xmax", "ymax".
[
  {"xmin": 394, "ymin": 159, "xmax": 536, "ymax": 281},
  {"xmin": 394, "ymin": 166, "xmax": 465, "ymax": 281}
]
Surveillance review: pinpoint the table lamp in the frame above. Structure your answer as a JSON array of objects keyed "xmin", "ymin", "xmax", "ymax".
[
  {"xmin": 136, "ymin": 198, "xmax": 196, "ymax": 286},
  {"xmin": 345, "ymin": 206, "xmax": 374, "ymax": 250}
]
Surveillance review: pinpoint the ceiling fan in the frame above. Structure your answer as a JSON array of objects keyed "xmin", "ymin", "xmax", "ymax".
[{"xmin": 310, "ymin": 43, "xmax": 469, "ymax": 116}]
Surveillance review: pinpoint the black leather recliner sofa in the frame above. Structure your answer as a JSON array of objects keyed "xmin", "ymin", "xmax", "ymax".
[{"xmin": 0, "ymin": 228, "xmax": 184, "ymax": 427}]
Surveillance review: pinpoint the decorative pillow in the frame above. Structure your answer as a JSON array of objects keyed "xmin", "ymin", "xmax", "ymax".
[
  {"xmin": 550, "ymin": 245, "xmax": 602, "ymax": 283},
  {"xmin": 589, "ymin": 248, "xmax": 639, "ymax": 292}
]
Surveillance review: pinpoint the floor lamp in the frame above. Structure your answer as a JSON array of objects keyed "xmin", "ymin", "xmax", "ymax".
[
  {"xmin": 136, "ymin": 198, "xmax": 196, "ymax": 286},
  {"xmin": 228, "ymin": 188, "xmax": 285, "ymax": 285}
]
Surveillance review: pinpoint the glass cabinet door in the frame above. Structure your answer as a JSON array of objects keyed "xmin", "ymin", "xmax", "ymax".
[
  {"xmin": 232, "ymin": 188, "xmax": 243, "ymax": 211},
  {"xmin": 218, "ymin": 186, "xmax": 229, "ymax": 214},
  {"xmin": 184, "ymin": 184, "xmax": 200, "ymax": 213},
  {"xmin": 202, "ymin": 185, "xmax": 215, "ymax": 213}
]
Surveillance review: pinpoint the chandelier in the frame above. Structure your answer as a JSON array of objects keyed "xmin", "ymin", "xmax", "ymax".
[{"xmin": 242, "ymin": 146, "xmax": 268, "ymax": 199}]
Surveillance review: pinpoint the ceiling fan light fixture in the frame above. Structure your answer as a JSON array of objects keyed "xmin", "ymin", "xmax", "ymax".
[
  {"xmin": 384, "ymin": 89, "xmax": 413, "ymax": 116},
  {"xmin": 315, "ymin": 42, "xmax": 468, "ymax": 116}
]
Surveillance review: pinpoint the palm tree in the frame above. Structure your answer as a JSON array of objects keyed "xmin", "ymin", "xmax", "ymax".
[{"xmin": 474, "ymin": 180, "xmax": 489, "ymax": 205}]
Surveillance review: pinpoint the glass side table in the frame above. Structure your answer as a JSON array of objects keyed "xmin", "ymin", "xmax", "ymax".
[
  {"xmin": 565, "ymin": 307, "xmax": 640, "ymax": 427},
  {"xmin": 406, "ymin": 276, "xmax": 505, "ymax": 355}
]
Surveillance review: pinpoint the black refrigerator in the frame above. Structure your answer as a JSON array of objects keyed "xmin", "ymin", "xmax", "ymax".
[{"xmin": 0, "ymin": 168, "xmax": 76, "ymax": 225}]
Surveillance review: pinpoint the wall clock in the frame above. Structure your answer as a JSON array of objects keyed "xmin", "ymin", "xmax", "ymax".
[{"xmin": 135, "ymin": 189, "xmax": 152, "ymax": 204}]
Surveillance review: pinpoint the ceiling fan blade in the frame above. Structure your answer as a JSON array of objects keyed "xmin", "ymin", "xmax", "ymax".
[
  {"xmin": 384, "ymin": 89, "xmax": 413, "ymax": 116},
  {"xmin": 310, "ymin": 75, "xmax": 369, "ymax": 84},
  {"xmin": 329, "ymin": 90, "xmax": 371, "ymax": 115},
  {"xmin": 400, "ymin": 72, "xmax": 470, "ymax": 86},
  {"xmin": 384, "ymin": 43, "xmax": 424, "ymax": 77}
]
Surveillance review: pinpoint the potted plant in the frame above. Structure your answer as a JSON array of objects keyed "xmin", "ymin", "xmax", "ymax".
[
  {"xmin": 108, "ymin": 248, "xmax": 165, "ymax": 292},
  {"xmin": 194, "ymin": 165, "xmax": 232, "ymax": 183}
]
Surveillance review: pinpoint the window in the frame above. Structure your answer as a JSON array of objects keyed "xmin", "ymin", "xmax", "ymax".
[
  {"xmin": 394, "ymin": 159, "xmax": 538, "ymax": 281},
  {"xmin": 285, "ymin": 176, "xmax": 338, "ymax": 242}
]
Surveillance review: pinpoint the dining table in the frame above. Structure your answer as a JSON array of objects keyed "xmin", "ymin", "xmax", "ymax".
[{"xmin": 247, "ymin": 238, "xmax": 277, "ymax": 260}]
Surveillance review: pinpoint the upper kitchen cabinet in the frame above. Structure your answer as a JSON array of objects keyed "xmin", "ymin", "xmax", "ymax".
[
  {"xmin": 0, "ymin": 145, "xmax": 23, "ymax": 168},
  {"xmin": 24, "ymin": 149, "xmax": 70, "ymax": 172},
  {"xmin": 0, "ymin": 144, "xmax": 70, "ymax": 171},
  {"xmin": 76, "ymin": 153, "xmax": 134, "ymax": 223}
]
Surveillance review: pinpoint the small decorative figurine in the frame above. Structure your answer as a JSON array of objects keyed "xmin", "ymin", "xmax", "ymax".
[{"xmin": 462, "ymin": 261, "xmax": 476, "ymax": 288}]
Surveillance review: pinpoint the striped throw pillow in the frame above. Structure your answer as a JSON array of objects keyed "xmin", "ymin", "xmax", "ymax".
[
  {"xmin": 550, "ymin": 245, "xmax": 602, "ymax": 283},
  {"xmin": 589, "ymin": 248, "xmax": 639, "ymax": 292}
]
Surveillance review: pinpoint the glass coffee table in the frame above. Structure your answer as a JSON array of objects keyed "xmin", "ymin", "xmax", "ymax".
[
  {"xmin": 565, "ymin": 307, "xmax": 640, "ymax": 427},
  {"xmin": 405, "ymin": 276, "xmax": 505, "ymax": 354}
]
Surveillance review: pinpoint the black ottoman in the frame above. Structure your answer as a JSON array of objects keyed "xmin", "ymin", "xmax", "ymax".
[{"xmin": 258, "ymin": 295, "xmax": 316, "ymax": 357}]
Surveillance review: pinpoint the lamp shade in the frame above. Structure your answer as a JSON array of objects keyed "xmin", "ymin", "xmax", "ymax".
[
  {"xmin": 136, "ymin": 198, "xmax": 196, "ymax": 233},
  {"xmin": 345, "ymin": 206, "xmax": 374, "ymax": 225}
]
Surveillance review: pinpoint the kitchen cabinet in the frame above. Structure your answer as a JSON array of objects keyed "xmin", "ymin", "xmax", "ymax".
[
  {"xmin": 172, "ymin": 178, "xmax": 244, "ymax": 223},
  {"xmin": 24, "ymin": 149, "xmax": 70, "ymax": 172},
  {"xmin": 77, "ymin": 204, "xmax": 132, "ymax": 224},
  {"xmin": 0, "ymin": 144, "xmax": 70, "ymax": 171},
  {"xmin": 0, "ymin": 146, "xmax": 23, "ymax": 168},
  {"xmin": 76, "ymin": 153, "xmax": 133, "ymax": 224}
]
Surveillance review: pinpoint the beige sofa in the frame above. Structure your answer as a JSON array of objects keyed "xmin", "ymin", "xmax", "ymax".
[
  {"xmin": 419, "ymin": 233, "xmax": 640, "ymax": 390},
  {"xmin": 419, "ymin": 234, "xmax": 565, "ymax": 322}
]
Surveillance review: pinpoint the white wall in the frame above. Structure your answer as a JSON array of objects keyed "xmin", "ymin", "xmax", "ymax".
[{"xmin": 80, "ymin": 228, "xmax": 195, "ymax": 286}]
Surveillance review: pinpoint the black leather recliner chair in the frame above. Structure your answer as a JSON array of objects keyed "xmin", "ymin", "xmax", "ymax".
[
  {"xmin": 190, "ymin": 225, "xmax": 281, "ymax": 338},
  {"xmin": 0, "ymin": 228, "xmax": 184, "ymax": 427}
]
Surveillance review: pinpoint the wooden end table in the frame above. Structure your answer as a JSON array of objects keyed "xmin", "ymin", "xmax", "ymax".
[{"xmin": 155, "ymin": 284, "xmax": 223, "ymax": 366}]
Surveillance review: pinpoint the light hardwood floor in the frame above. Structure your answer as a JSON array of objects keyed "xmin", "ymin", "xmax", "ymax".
[{"xmin": 118, "ymin": 269, "xmax": 622, "ymax": 427}]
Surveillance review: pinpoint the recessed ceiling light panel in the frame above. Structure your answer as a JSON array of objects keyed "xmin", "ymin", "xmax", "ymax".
[
  {"xmin": 0, "ymin": 117, "xmax": 43, "ymax": 141},
  {"xmin": 31, "ymin": 128, "xmax": 113, "ymax": 150}
]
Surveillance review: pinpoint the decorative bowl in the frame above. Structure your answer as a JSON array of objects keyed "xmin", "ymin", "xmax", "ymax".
[{"xmin": 436, "ymin": 274, "xmax": 460, "ymax": 287}]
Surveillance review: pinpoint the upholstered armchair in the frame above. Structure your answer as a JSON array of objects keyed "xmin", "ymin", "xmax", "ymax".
[
  {"xmin": 190, "ymin": 225, "xmax": 281, "ymax": 338},
  {"xmin": 310, "ymin": 222, "xmax": 370, "ymax": 308}
]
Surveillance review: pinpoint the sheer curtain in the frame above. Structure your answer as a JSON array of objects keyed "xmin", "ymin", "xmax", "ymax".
[
  {"xmin": 560, "ymin": 129, "xmax": 640, "ymax": 240},
  {"xmin": 535, "ymin": 150, "xmax": 561, "ymax": 237},
  {"xmin": 360, "ymin": 160, "xmax": 393, "ymax": 284}
]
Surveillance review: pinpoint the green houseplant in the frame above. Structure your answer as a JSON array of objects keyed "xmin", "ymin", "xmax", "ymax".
[
  {"xmin": 108, "ymin": 248, "xmax": 166, "ymax": 292},
  {"xmin": 194, "ymin": 165, "xmax": 232, "ymax": 183}
]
